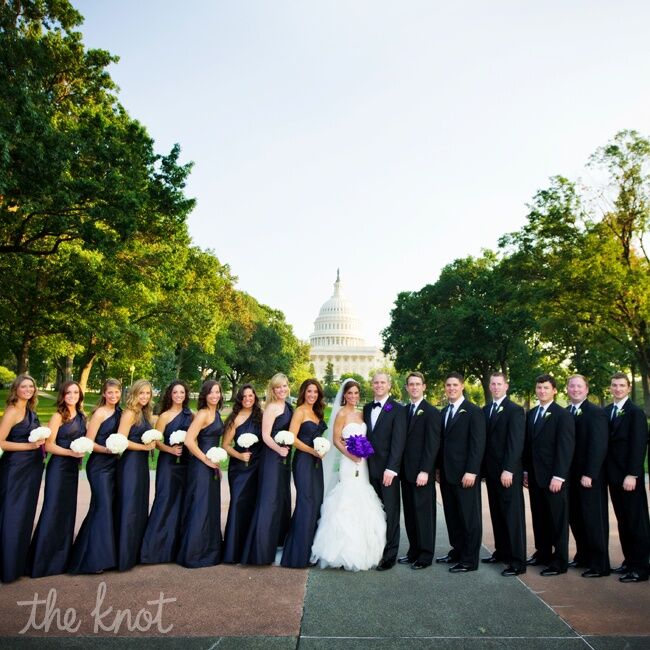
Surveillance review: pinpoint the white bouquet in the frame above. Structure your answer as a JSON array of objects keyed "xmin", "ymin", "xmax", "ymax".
[
  {"xmin": 274, "ymin": 430, "xmax": 294, "ymax": 465},
  {"xmin": 28, "ymin": 426, "xmax": 51, "ymax": 443},
  {"xmin": 206, "ymin": 446, "xmax": 227, "ymax": 480},
  {"xmin": 169, "ymin": 429, "xmax": 187, "ymax": 445},
  {"xmin": 236, "ymin": 432, "xmax": 259, "ymax": 467},
  {"xmin": 70, "ymin": 437, "xmax": 94, "ymax": 455},
  {"xmin": 313, "ymin": 437, "xmax": 331, "ymax": 456},
  {"xmin": 141, "ymin": 429, "xmax": 163, "ymax": 444},
  {"xmin": 105, "ymin": 433, "xmax": 129, "ymax": 455}
]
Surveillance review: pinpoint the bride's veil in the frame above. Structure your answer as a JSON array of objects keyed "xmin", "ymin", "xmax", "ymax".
[{"xmin": 322, "ymin": 378, "xmax": 355, "ymax": 496}]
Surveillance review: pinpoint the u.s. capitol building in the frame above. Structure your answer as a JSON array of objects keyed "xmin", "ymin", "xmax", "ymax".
[{"xmin": 309, "ymin": 271, "xmax": 387, "ymax": 381}]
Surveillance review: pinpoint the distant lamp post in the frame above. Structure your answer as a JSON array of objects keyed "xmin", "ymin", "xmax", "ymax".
[{"xmin": 129, "ymin": 364, "xmax": 135, "ymax": 386}]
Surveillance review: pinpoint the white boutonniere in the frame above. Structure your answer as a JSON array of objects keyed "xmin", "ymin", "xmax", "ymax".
[
  {"xmin": 575, "ymin": 408, "xmax": 582, "ymax": 416},
  {"xmin": 497, "ymin": 406, "xmax": 504, "ymax": 414},
  {"xmin": 458, "ymin": 409, "xmax": 467, "ymax": 414},
  {"xmin": 544, "ymin": 411, "xmax": 552, "ymax": 418},
  {"xmin": 416, "ymin": 409, "xmax": 424, "ymax": 416},
  {"xmin": 617, "ymin": 409, "xmax": 625, "ymax": 417}
]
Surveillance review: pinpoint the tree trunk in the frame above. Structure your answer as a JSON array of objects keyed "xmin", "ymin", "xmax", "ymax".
[
  {"xmin": 16, "ymin": 336, "xmax": 31, "ymax": 375},
  {"xmin": 78, "ymin": 353, "xmax": 97, "ymax": 393},
  {"xmin": 65, "ymin": 355, "xmax": 73, "ymax": 382},
  {"xmin": 630, "ymin": 363, "xmax": 637, "ymax": 403},
  {"xmin": 175, "ymin": 344, "xmax": 185, "ymax": 379}
]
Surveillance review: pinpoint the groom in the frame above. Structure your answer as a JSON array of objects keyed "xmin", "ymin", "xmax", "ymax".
[{"xmin": 364, "ymin": 371, "xmax": 406, "ymax": 570}]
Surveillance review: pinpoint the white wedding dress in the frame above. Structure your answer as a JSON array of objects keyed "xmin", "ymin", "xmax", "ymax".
[{"xmin": 310, "ymin": 422, "xmax": 386, "ymax": 571}]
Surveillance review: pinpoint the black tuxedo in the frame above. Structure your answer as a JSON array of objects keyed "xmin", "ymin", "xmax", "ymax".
[
  {"xmin": 400, "ymin": 400, "xmax": 441, "ymax": 564},
  {"xmin": 605, "ymin": 399, "xmax": 650, "ymax": 576},
  {"xmin": 439, "ymin": 398, "xmax": 486, "ymax": 569},
  {"xmin": 482, "ymin": 397, "xmax": 526, "ymax": 570},
  {"xmin": 523, "ymin": 401, "xmax": 575, "ymax": 570},
  {"xmin": 363, "ymin": 397, "xmax": 406, "ymax": 562},
  {"xmin": 568, "ymin": 400, "xmax": 610, "ymax": 573}
]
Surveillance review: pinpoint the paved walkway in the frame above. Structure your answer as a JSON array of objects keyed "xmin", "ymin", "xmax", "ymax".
[{"xmin": 0, "ymin": 478, "xmax": 647, "ymax": 648}]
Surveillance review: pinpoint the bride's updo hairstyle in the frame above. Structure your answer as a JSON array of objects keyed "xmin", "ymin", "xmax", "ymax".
[{"xmin": 341, "ymin": 379, "xmax": 361, "ymax": 405}]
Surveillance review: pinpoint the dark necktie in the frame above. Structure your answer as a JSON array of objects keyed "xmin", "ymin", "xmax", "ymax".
[
  {"xmin": 611, "ymin": 405, "xmax": 618, "ymax": 421},
  {"xmin": 490, "ymin": 401, "xmax": 498, "ymax": 420},
  {"xmin": 569, "ymin": 404, "xmax": 576, "ymax": 415}
]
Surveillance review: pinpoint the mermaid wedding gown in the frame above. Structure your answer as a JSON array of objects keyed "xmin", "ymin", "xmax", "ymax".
[{"xmin": 310, "ymin": 422, "xmax": 386, "ymax": 571}]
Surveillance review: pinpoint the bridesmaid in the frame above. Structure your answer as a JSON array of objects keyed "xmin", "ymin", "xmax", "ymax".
[
  {"xmin": 222, "ymin": 384, "xmax": 263, "ymax": 563},
  {"xmin": 29, "ymin": 381, "xmax": 87, "ymax": 577},
  {"xmin": 0, "ymin": 374, "xmax": 45, "ymax": 583},
  {"xmin": 114, "ymin": 379, "xmax": 156, "ymax": 571},
  {"xmin": 241, "ymin": 372, "xmax": 293, "ymax": 565},
  {"xmin": 140, "ymin": 380, "xmax": 193, "ymax": 564},
  {"xmin": 281, "ymin": 379, "xmax": 327, "ymax": 568},
  {"xmin": 69, "ymin": 378, "xmax": 122, "ymax": 574},
  {"xmin": 177, "ymin": 380, "xmax": 224, "ymax": 568}
]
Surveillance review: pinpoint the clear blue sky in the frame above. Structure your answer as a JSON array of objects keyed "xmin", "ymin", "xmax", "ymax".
[{"xmin": 75, "ymin": 0, "xmax": 650, "ymax": 344}]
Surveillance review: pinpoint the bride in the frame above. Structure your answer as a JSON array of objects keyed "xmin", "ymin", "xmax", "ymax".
[{"xmin": 310, "ymin": 378, "xmax": 386, "ymax": 571}]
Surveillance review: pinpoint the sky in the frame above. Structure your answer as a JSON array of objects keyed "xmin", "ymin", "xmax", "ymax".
[{"xmin": 74, "ymin": 0, "xmax": 650, "ymax": 345}]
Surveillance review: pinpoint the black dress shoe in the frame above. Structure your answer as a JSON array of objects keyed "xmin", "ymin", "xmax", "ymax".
[
  {"xmin": 540, "ymin": 566, "xmax": 565, "ymax": 576},
  {"xmin": 612, "ymin": 564, "xmax": 628, "ymax": 574},
  {"xmin": 481, "ymin": 556, "xmax": 500, "ymax": 564},
  {"xmin": 581, "ymin": 569, "xmax": 610, "ymax": 578},
  {"xmin": 567, "ymin": 560, "xmax": 583, "ymax": 569},
  {"xmin": 449, "ymin": 563, "xmax": 475, "ymax": 573},
  {"xmin": 376, "ymin": 559, "xmax": 395, "ymax": 571},
  {"xmin": 619, "ymin": 571, "xmax": 649, "ymax": 583},
  {"xmin": 411, "ymin": 561, "xmax": 430, "ymax": 570},
  {"xmin": 397, "ymin": 556, "xmax": 413, "ymax": 565},
  {"xmin": 435, "ymin": 554, "xmax": 455, "ymax": 564},
  {"xmin": 501, "ymin": 566, "xmax": 526, "ymax": 576},
  {"xmin": 526, "ymin": 556, "xmax": 545, "ymax": 566}
]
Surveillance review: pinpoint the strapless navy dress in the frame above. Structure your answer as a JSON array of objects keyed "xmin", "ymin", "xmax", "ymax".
[
  {"xmin": 69, "ymin": 407, "xmax": 121, "ymax": 574},
  {"xmin": 29, "ymin": 412, "xmax": 86, "ymax": 577},
  {"xmin": 240, "ymin": 403, "xmax": 293, "ymax": 564},
  {"xmin": 281, "ymin": 419, "xmax": 326, "ymax": 567},
  {"xmin": 115, "ymin": 417, "xmax": 152, "ymax": 571},
  {"xmin": 140, "ymin": 408, "xmax": 193, "ymax": 564},
  {"xmin": 177, "ymin": 414, "xmax": 224, "ymax": 568},
  {"xmin": 222, "ymin": 414, "xmax": 263, "ymax": 563},
  {"xmin": 0, "ymin": 410, "xmax": 43, "ymax": 583}
]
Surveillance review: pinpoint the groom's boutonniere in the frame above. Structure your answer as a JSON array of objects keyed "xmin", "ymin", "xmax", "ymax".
[
  {"xmin": 383, "ymin": 402, "xmax": 393, "ymax": 413},
  {"xmin": 416, "ymin": 409, "xmax": 424, "ymax": 416}
]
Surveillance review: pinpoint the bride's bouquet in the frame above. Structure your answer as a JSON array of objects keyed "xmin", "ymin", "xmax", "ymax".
[
  {"xmin": 274, "ymin": 430, "xmax": 294, "ymax": 465},
  {"xmin": 169, "ymin": 429, "xmax": 187, "ymax": 464},
  {"xmin": 236, "ymin": 432, "xmax": 259, "ymax": 466},
  {"xmin": 206, "ymin": 446, "xmax": 227, "ymax": 479},
  {"xmin": 312, "ymin": 437, "xmax": 331, "ymax": 468},
  {"xmin": 345, "ymin": 435, "xmax": 375, "ymax": 477}
]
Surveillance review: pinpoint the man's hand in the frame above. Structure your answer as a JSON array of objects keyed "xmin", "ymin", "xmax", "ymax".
[
  {"xmin": 580, "ymin": 475, "xmax": 592, "ymax": 488},
  {"xmin": 461, "ymin": 472, "xmax": 476, "ymax": 488},
  {"xmin": 549, "ymin": 478, "xmax": 564, "ymax": 493},
  {"xmin": 415, "ymin": 472, "xmax": 428, "ymax": 487},
  {"xmin": 500, "ymin": 470, "xmax": 513, "ymax": 488},
  {"xmin": 623, "ymin": 475, "xmax": 637, "ymax": 492},
  {"xmin": 383, "ymin": 470, "xmax": 396, "ymax": 487}
]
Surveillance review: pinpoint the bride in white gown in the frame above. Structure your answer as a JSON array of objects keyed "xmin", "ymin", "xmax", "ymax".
[{"xmin": 310, "ymin": 378, "xmax": 386, "ymax": 571}]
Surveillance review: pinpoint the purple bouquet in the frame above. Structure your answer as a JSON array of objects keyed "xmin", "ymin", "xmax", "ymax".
[{"xmin": 345, "ymin": 435, "xmax": 375, "ymax": 477}]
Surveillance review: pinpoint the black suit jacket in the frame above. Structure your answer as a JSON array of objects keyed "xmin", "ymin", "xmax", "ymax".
[
  {"xmin": 440, "ymin": 398, "xmax": 486, "ymax": 485},
  {"xmin": 569, "ymin": 400, "xmax": 608, "ymax": 481},
  {"xmin": 401, "ymin": 399, "xmax": 441, "ymax": 483},
  {"xmin": 605, "ymin": 399, "xmax": 648, "ymax": 484},
  {"xmin": 482, "ymin": 397, "xmax": 525, "ymax": 480},
  {"xmin": 363, "ymin": 397, "xmax": 406, "ymax": 480},
  {"xmin": 523, "ymin": 401, "xmax": 575, "ymax": 488}
]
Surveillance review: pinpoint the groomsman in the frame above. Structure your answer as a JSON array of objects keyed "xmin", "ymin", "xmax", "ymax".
[
  {"xmin": 398, "ymin": 372, "xmax": 441, "ymax": 569},
  {"xmin": 436, "ymin": 372, "xmax": 486, "ymax": 572},
  {"xmin": 606, "ymin": 372, "xmax": 650, "ymax": 583},
  {"xmin": 566, "ymin": 374, "xmax": 610, "ymax": 577},
  {"xmin": 363, "ymin": 372, "xmax": 406, "ymax": 571},
  {"xmin": 523, "ymin": 374, "xmax": 575, "ymax": 575},
  {"xmin": 481, "ymin": 372, "xmax": 526, "ymax": 576}
]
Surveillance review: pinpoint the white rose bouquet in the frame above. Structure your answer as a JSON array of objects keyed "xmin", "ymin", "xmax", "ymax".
[
  {"xmin": 142, "ymin": 429, "xmax": 163, "ymax": 458},
  {"xmin": 70, "ymin": 437, "xmax": 94, "ymax": 455},
  {"xmin": 274, "ymin": 430, "xmax": 294, "ymax": 464},
  {"xmin": 105, "ymin": 433, "xmax": 129, "ymax": 455},
  {"xmin": 28, "ymin": 426, "xmax": 51, "ymax": 443},
  {"xmin": 312, "ymin": 436, "xmax": 331, "ymax": 468},
  {"xmin": 169, "ymin": 429, "xmax": 187, "ymax": 464},
  {"xmin": 236, "ymin": 433, "xmax": 259, "ymax": 466},
  {"xmin": 206, "ymin": 446, "xmax": 227, "ymax": 480}
]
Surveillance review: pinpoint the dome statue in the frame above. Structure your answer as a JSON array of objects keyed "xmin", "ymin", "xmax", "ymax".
[{"xmin": 309, "ymin": 270, "xmax": 387, "ymax": 381}]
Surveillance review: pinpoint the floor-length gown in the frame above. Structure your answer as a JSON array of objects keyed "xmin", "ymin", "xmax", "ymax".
[
  {"xmin": 311, "ymin": 422, "xmax": 386, "ymax": 571},
  {"xmin": 176, "ymin": 414, "xmax": 224, "ymax": 568},
  {"xmin": 222, "ymin": 415, "xmax": 263, "ymax": 563},
  {"xmin": 69, "ymin": 407, "xmax": 122, "ymax": 574},
  {"xmin": 281, "ymin": 419, "xmax": 326, "ymax": 568},
  {"xmin": 115, "ymin": 417, "xmax": 152, "ymax": 571},
  {"xmin": 240, "ymin": 403, "xmax": 293, "ymax": 565},
  {"xmin": 0, "ymin": 410, "xmax": 43, "ymax": 583},
  {"xmin": 140, "ymin": 408, "xmax": 193, "ymax": 564},
  {"xmin": 28, "ymin": 413, "xmax": 86, "ymax": 577}
]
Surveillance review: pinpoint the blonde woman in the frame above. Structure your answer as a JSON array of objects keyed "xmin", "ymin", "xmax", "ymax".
[
  {"xmin": 69, "ymin": 378, "xmax": 122, "ymax": 574},
  {"xmin": 241, "ymin": 373, "xmax": 293, "ymax": 565},
  {"xmin": 0, "ymin": 374, "xmax": 43, "ymax": 583},
  {"xmin": 114, "ymin": 379, "xmax": 155, "ymax": 571}
]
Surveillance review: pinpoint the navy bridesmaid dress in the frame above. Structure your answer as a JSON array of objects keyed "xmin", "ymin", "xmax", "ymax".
[
  {"xmin": 115, "ymin": 416, "xmax": 152, "ymax": 571},
  {"xmin": 69, "ymin": 407, "xmax": 121, "ymax": 574},
  {"xmin": 29, "ymin": 413, "xmax": 86, "ymax": 577},
  {"xmin": 140, "ymin": 407, "xmax": 193, "ymax": 564},
  {"xmin": 177, "ymin": 414, "xmax": 224, "ymax": 568},
  {"xmin": 222, "ymin": 414, "xmax": 263, "ymax": 563},
  {"xmin": 240, "ymin": 402, "xmax": 293, "ymax": 565},
  {"xmin": 281, "ymin": 419, "xmax": 326, "ymax": 568},
  {"xmin": 0, "ymin": 410, "xmax": 43, "ymax": 583}
]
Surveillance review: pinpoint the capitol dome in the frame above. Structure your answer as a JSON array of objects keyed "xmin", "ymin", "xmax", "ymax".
[{"xmin": 309, "ymin": 270, "xmax": 387, "ymax": 381}]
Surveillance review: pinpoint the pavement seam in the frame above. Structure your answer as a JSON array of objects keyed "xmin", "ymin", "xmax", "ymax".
[{"xmin": 299, "ymin": 635, "xmax": 588, "ymax": 640}]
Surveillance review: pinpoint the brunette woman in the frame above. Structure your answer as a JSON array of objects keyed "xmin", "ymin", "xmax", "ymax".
[
  {"xmin": 29, "ymin": 381, "xmax": 86, "ymax": 577},
  {"xmin": 222, "ymin": 384, "xmax": 263, "ymax": 563},
  {"xmin": 0, "ymin": 374, "xmax": 44, "ymax": 582}
]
